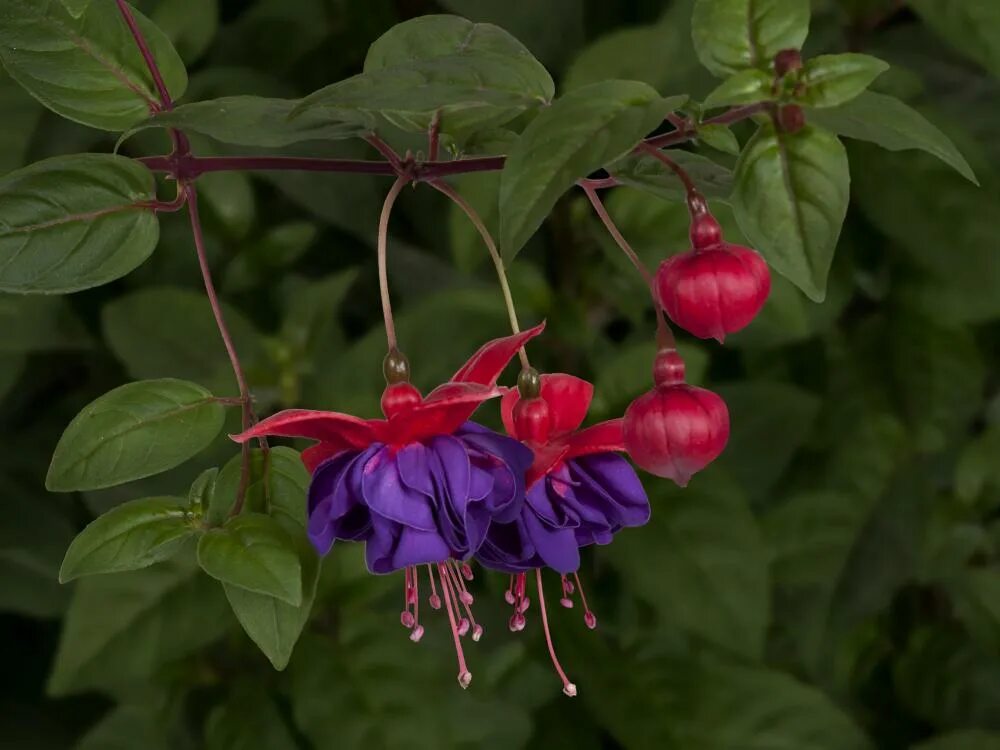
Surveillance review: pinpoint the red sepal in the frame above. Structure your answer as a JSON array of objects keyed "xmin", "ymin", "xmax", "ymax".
[
  {"xmin": 378, "ymin": 382, "xmax": 499, "ymax": 445},
  {"xmin": 566, "ymin": 419, "xmax": 625, "ymax": 458},
  {"xmin": 451, "ymin": 322, "xmax": 545, "ymax": 386},
  {"xmin": 231, "ymin": 409, "xmax": 375, "ymax": 449}
]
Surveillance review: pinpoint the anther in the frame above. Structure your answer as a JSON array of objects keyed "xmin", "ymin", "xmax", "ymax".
[
  {"xmin": 458, "ymin": 671, "xmax": 472, "ymax": 689},
  {"xmin": 409, "ymin": 625, "xmax": 425, "ymax": 642},
  {"xmin": 400, "ymin": 611, "xmax": 415, "ymax": 628},
  {"xmin": 472, "ymin": 624, "xmax": 484, "ymax": 642}
]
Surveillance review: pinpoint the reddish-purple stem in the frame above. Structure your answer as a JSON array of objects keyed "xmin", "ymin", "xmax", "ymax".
[
  {"xmin": 186, "ymin": 186, "xmax": 257, "ymax": 514},
  {"xmin": 115, "ymin": 0, "xmax": 173, "ymax": 110}
]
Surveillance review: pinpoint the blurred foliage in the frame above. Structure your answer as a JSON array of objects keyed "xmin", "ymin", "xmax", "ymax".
[{"xmin": 1, "ymin": 0, "xmax": 999, "ymax": 748}]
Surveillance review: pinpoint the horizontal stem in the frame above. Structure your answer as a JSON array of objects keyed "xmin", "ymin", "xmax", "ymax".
[{"xmin": 135, "ymin": 104, "xmax": 766, "ymax": 181}]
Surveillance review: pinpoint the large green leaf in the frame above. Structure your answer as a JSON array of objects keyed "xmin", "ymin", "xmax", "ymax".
[
  {"xmin": 211, "ymin": 447, "xmax": 309, "ymax": 526},
  {"xmin": 499, "ymin": 81, "xmax": 683, "ymax": 260},
  {"xmin": 59, "ymin": 496, "xmax": 197, "ymax": 582},
  {"xmin": 0, "ymin": 295, "xmax": 89, "ymax": 352},
  {"xmin": 913, "ymin": 731, "xmax": 1000, "ymax": 750},
  {"xmin": 691, "ymin": 0, "xmax": 811, "ymax": 77},
  {"xmin": 75, "ymin": 705, "xmax": 173, "ymax": 750},
  {"xmin": 223, "ymin": 524, "xmax": 318, "ymax": 670},
  {"xmin": 0, "ymin": 72, "xmax": 43, "ymax": 175},
  {"xmin": 128, "ymin": 96, "xmax": 366, "ymax": 147},
  {"xmin": 102, "ymin": 287, "xmax": 264, "ymax": 394},
  {"xmin": 48, "ymin": 558, "xmax": 231, "ymax": 696},
  {"xmin": 910, "ymin": 0, "xmax": 1000, "ymax": 81},
  {"xmin": 0, "ymin": 0, "xmax": 187, "ymax": 131},
  {"xmin": 197, "ymin": 513, "xmax": 302, "ymax": 605},
  {"xmin": 295, "ymin": 15, "xmax": 553, "ymax": 138},
  {"xmin": 46, "ymin": 379, "xmax": 226, "ymax": 492},
  {"xmin": 0, "ymin": 154, "xmax": 160, "ymax": 294},
  {"xmin": 607, "ymin": 475, "xmax": 770, "ymax": 660},
  {"xmin": 733, "ymin": 122, "xmax": 849, "ymax": 301},
  {"xmin": 808, "ymin": 92, "xmax": 976, "ymax": 183}
]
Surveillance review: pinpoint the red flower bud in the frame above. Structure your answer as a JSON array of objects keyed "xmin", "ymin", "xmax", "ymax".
[
  {"xmin": 778, "ymin": 104, "xmax": 806, "ymax": 135},
  {"xmin": 623, "ymin": 383, "xmax": 729, "ymax": 487},
  {"xmin": 513, "ymin": 396, "xmax": 552, "ymax": 444},
  {"xmin": 655, "ymin": 243, "xmax": 770, "ymax": 343},
  {"xmin": 773, "ymin": 49, "xmax": 803, "ymax": 77},
  {"xmin": 381, "ymin": 382, "xmax": 421, "ymax": 419}
]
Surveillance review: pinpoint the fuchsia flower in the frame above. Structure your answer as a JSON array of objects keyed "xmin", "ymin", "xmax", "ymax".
[
  {"xmin": 476, "ymin": 373, "xmax": 650, "ymax": 696},
  {"xmin": 233, "ymin": 324, "xmax": 544, "ymax": 688}
]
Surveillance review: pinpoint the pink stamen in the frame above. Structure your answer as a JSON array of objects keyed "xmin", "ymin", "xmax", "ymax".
[
  {"xmin": 573, "ymin": 572, "xmax": 597, "ymax": 629},
  {"xmin": 438, "ymin": 563, "xmax": 472, "ymax": 689},
  {"xmin": 444, "ymin": 561, "xmax": 482, "ymax": 639},
  {"xmin": 535, "ymin": 569, "xmax": 577, "ymax": 697},
  {"xmin": 562, "ymin": 575, "xmax": 575, "ymax": 596},
  {"xmin": 426, "ymin": 563, "xmax": 442, "ymax": 609},
  {"xmin": 460, "ymin": 562, "xmax": 474, "ymax": 580}
]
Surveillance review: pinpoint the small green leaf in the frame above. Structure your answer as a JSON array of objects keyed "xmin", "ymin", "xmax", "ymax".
[
  {"xmin": 223, "ymin": 525, "xmax": 318, "ymax": 670},
  {"xmin": 295, "ymin": 15, "xmax": 553, "ymax": 139},
  {"xmin": 733, "ymin": 122, "xmax": 849, "ymax": 301},
  {"xmin": 499, "ymin": 81, "xmax": 684, "ymax": 260},
  {"xmin": 205, "ymin": 684, "xmax": 298, "ymax": 750},
  {"xmin": 697, "ymin": 123, "xmax": 741, "ymax": 154},
  {"xmin": 59, "ymin": 497, "xmax": 196, "ymax": 582},
  {"xmin": 212, "ymin": 447, "xmax": 309, "ymax": 526},
  {"xmin": 0, "ymin": 154, "xmax": 159, "ymax": 294},
  {"xmin": 609, "ymin": 149, "xmax": 734, "ymax": 202},
  {"xmin": 703, "ymin": 69, "xmax": 774, "ymax": 108},
  {"xmin": 128, "ymin": 96, "xmax": 366, "ymax": 147},
  {"xmin": 150, "ymin": 0, "xmax": 218, "ymax": 64},
  {"xmin": 0, "ymin": 0, "xmax": 187, "ymax": 131},
  {"xmin": 75, "ymin": 705, "xmax": 173, "ymax": 750},
  {"xmin": 0, "ymin": 296, "xmax": 89, "ymax": 353},
  {"xmin": 198, "ymin": 513, "xmax": 302, "ymax": 605},
  {"xmin": 46, "ymin": 379, "xmax": 225, "ymax": 492},
  {"xmin": 808, "ymin": 91, "xmax": 977, "ymax": 183},
  {"xmin": 692, "ymin": 0, "xmax": 811, "ymax": 77},
  {"xmin": 797, "ymin": 53, "xmax": 888, "ymax": 108}
]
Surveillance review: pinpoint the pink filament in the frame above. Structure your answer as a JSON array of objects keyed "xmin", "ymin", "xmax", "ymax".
[
  {"xmin": 438, "ymin": 563, "xmax": 472, "ymax": 688},
  {"xmin": 535, "ymin": 569, "xmax": 577, "ymax": 697}
]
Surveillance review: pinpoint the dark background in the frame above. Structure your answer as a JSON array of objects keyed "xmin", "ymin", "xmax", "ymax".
[{"xmin": 1, "ymin": 0, "xmax": 999, "ymax": 748}]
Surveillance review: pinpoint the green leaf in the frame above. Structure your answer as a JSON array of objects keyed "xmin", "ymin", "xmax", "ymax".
[
  {"xmin": 797, "ymin": 53, "xmax": 888, "ymax": 108},
  {"xmin": 703, "ymin": 68, "xmax": 774, "ymax": 108},
  {"xmin": 0, "ymin": 154, "xmax": 160, "ymax": 294},
  {"xmin": 607, "ymin": 474, "xmax": 770, "ymax": 659},
  {"xmin": 295, "ymin": 15, "xmax": 553, "ymax": 138},
  {"xmin": 205, "ymin": 684, "xmax": 298, "ymax": 750},
  {"xmin": 102, "ymin": 287, "xmax": 264, "ymax": 393},
  {"xmin": 59, "ymin": 497, "xmax": 197, "ymax": 582},
  {"xmin": 223, "ymin": 521, "xmax": 318, "ymax": 670},
  {"xmin": 808, "ymin": 91, "xmax": 977, "ymax": 184},
  {"xmin": 910, "ymin": 0, "xmax": 1000, "ymax": 81},
  {"xmin": 149, "ymin": 0, "xmax": 218, "ymax": 64},
  {"xmin": 499, "ymin": 81, "xmax": 683, "ymax": 260},
  {"xmin": 692, "ymin": 0, "xmax": 811, "ymax": 77},
  {"xmin": 733, "ymin": 122, "xmax": 849, "ymax": 301},
  {"xmin": 0, "ymin": 72, "xmax": 44, "ymax": 175},
  {"xmin": 197, "ymin": 513, "xmax": 302, "ymax": 605},
  {"xmin": 697, "ymin": 122, "xmax": 741, "ymax": 154},
  {"xmin": 609, "ymin": 149, "xmax": 734, "ymax": 203},
  {"xmin": 46, "ymin": 379, "xmax": 225, "ymax": 492},
  {"xmin": 128, "ymin": 96, "xmax": 366, "ymax": 147},
  {"xmin": 0, "ymin": 0, "xmax": 187, "ymax": 131},
  {"xmin": 48, "ymin": 558, "xmax": 231, "ymax": 696},
  {"xmin": 212, "ymin": 447, "xmax": 309, "ymax": 526},
  {"xmin": 950, "ymin": 569, "xmax": 1000, "ymax": 655}
]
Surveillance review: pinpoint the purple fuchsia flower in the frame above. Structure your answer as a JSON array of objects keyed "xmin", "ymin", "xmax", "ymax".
[
  {"xmin": 233, "ymin": 325, "xmax": 543, "ymax": 688},
  {"xmin": 476, "ymin": 373, "xmax": 650, "ymax": 696}
]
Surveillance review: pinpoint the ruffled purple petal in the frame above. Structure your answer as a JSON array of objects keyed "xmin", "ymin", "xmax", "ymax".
[
  {"xmin": 305, "ymin": 422, "xmax": 531, "ymax": 573},
  {"xmin": 362, "ymin": 445, "xmax": 437, "ymax": 531},
  {"xmin": 565, "ymin": 453, "xmax": 650, "ymax": 544}
]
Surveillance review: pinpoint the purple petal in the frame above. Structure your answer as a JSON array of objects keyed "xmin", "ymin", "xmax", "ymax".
[
  {"xmin": 362, "ymin": 446, "xmax": 437, "ymax": 531},
  {"xmin": 523, "ymin": 511, "xmax": 580, "ymax": 574},
  {"xmin": 396, "ymin": 442, "xmax": 434, "ymax": 496},
  {"xmin": 570, "ymin": 453, "xmax": 650, "ymax": 529}
]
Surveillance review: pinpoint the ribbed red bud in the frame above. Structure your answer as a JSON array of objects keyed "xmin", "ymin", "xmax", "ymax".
[
  {"xmin": 774, "ymin": 48, "xmax": 803, "ymax": 76},
  {"xmin": 381, "ymin": 382, "xmax": 421, "ymax": 419},
  {"xmin": 513, "ymin": 397, "xmax": 552, "ymax": 444},
  {"xmin": 623, "ymin": 383, "xmax": 729, "ymax": 487},
  {"xmin": 655, "ymin": 243, "xmax": 771, "ymax": 343},
  {"xmin": 778, "ymin": 104, "xmax": 806, "ymax": 135}
]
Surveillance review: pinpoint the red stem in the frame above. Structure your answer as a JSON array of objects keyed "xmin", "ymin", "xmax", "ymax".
[
  {"xmin": 115, "ymin": 0, "xmax": 173, "ymax": 110},
  {"xmin": 185, "ymin": 186, "xmax": 258, "ymax": 514}
]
